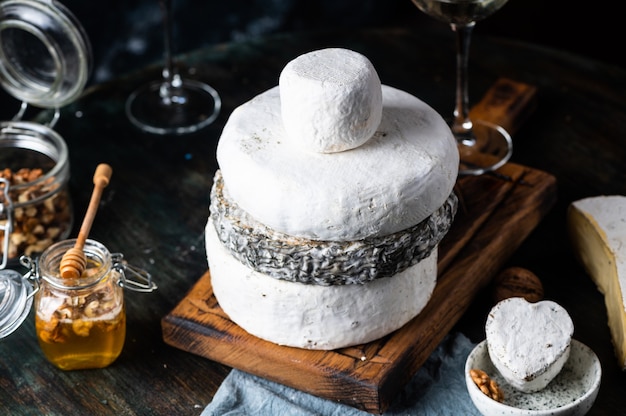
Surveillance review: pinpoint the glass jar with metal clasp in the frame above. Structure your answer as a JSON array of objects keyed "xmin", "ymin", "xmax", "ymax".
[
  {"xmin": 0, "ymin": 0, "xmax": 93, "ymax": 268},
  {"xmin": 0, "ymin": 238, "xmax": 157, "ymax": 370}
]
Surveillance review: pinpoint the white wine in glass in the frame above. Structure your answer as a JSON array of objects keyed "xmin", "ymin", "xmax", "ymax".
[
  {"xmin": 126, "ymin": 0, "xmax": 221, "ymax": 135},
  {"xmin": 411, "ymin": 0, "xmax": 512, "ymax": 175}
]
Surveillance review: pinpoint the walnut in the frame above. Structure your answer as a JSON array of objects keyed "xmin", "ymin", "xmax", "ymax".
[
  {"xmin": 470, "ymin": 368, "xmax": 504, "ymax": 402},
  {"xmin": 84, "ymin": 300, "xmax": 100, "ymax": 318},
  {"xmin": 38, "ymin": 315, "xmax": 67, "ymax": 344},
  {"xmin": 492, "ymin": 267, "xmax": 544, "ymax": 304},
  {"xmin": 72, "ymin": 319, "xmax": 94, "ymax": 337}
]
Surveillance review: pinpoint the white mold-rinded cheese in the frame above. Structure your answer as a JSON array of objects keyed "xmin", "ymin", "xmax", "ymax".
[
  {"xmin": 485, "ymin": 297, "xmax": 574, "ymax": 393},
  {"xmin": 568, "ymin": 195, "xmax": 626, "ymax": 369},
  {"xmin": 217, "ymin": 85, "xmax": 458, "ymax": 242},
  {"xmin": 205, "ymin": 221, "xmax": 438, "ymax": 350},
  {"xmin": 279, "ymin": 48, "xmax": 382, "ymax": 153}
]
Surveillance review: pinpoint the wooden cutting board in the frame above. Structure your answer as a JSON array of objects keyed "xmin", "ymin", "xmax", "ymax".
[{"xmin": 161, "ymin": 79, "xmax": 554, "ymax": 414}]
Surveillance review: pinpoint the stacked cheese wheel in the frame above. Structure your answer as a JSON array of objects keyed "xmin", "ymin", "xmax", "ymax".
[{"xmin": 205, "ymin": 48, "xmax": 459, "ymax": 350}]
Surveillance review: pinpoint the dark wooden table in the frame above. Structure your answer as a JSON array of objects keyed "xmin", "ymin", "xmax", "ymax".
[{"xmin": 1, "ymin": 26, "xmax": 625, "ymax": 415}]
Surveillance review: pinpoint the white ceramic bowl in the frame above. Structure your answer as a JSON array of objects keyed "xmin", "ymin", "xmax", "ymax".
[{"xmin": 465, "ymin": 339, "xmax": 601, "ymax": 416}]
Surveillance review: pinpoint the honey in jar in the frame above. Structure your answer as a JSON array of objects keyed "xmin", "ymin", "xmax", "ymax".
[{"xmin": 34, "ymin": 239, "xmax": 127, "ymax": 370}]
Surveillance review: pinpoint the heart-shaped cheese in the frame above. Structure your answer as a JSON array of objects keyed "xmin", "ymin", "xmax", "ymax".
[{"xmin": 485, "ymin": 297, "xmax": 574, "ymax": 393}]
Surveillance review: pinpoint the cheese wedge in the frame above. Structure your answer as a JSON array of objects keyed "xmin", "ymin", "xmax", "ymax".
[{"xmin": 568, "ymin": 195, "xmax": 626, "ymax": 369}]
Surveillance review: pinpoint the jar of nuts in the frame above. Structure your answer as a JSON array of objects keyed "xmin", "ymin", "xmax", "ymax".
[
  {"xmin": 0, "ymin": 238, "xmax": 157, "ymax": 370},
  {"xmin": 0, "ymin": 124, "xmax": 73, "ymax": 268},
  {"xmin": 0, "ymin": 0, "xmax": 93, "ymax": 268}
]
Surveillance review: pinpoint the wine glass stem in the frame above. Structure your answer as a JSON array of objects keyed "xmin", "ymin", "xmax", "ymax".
[
  {"xmin": 159, "ymin": 0, "xmax": 176, "ymax": 87},
  {"xmin": 451, "ymin": 22, "xmax": 476, "ymax": 146}
]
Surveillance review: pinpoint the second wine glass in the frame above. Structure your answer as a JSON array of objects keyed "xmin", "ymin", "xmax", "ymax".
[
  {"xmin": 411, "ymin": 0, "xmax": 512, "ymax": 175},
  {"xmin": 126, "ymin": 0, "xmax": 221, "ymax": 135}
]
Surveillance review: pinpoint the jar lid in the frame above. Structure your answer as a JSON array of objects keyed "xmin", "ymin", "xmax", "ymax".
[
  {"xmin": 0, "ymin": 269, "xmax": 33, "ymax": 338},
  {"xmin": 0, "ymin": 0, "xmax": 92, "ymax": 108}
]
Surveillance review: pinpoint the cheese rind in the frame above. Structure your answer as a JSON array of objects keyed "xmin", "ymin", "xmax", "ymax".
[
  {"xmin": 485, "ymin": 297, "xmax": 574, "ymax": 393},
  {"xmin": 205, "ymin": 221, "xmax": 437, "ymax": 350},
  {"xmin": 568, "ymin": 195, "xmax": 626, "ymax": 369},
  {"xmin": 217, "ymin": 84, "xmax": 458, "ymax": 241},
  {"xmin": 279, "ymin": 48, "xmax": 382, "ymax": 153},
  {"xmin": 210, "ymin": 169, "xmax": 457, "ymax": 285}
]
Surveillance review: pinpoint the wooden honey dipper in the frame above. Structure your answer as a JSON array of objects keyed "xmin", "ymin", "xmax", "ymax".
[{"xmin": 59, "ymin": 163, "xmax": 113, "ymax": 279}]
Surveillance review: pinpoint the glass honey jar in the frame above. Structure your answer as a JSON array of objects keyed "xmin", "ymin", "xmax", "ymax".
[
  {"xmin": 0, "ymin": 238, "xmax": 157, "ymax": 370},
  {"xmin": 35, "ymin": 239, "xmax": 126, "ymax": 370}
]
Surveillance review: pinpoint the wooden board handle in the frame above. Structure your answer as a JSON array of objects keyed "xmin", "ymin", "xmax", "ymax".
[{"xmin": 469, "ymin": 77, "xmax": 538, "ymax": 135}]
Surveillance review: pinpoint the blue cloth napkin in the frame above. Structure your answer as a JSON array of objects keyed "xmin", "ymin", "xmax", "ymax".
[{"xmin": 201, "ymin": 332, "xmax": 480, "ymax": 415}]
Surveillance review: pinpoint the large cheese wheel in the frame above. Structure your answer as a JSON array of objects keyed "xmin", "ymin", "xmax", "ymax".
[
  {"xmin": 205, "ymin": 221, "xmax": 437, "ymax": 350},
  {"xmin": 217, "ymin": 85, "xmax": 458, "ymax": 241}
]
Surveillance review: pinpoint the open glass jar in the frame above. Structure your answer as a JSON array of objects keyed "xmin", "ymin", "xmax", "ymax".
[
  {"xmin": 0, "ymin": 125, "xmax": 72, "ymax": 268},
  {"xmin": 0, "ymin": 238, "xmax": 157, "ymax": 370},
  {"xmin": 0, "ymin": 0, "xmax": 92, "ymax": 268}
]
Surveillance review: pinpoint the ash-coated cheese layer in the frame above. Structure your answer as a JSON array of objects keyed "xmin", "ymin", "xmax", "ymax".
[
  {"xmin": 568, "ymin": 195, "xmax": 626, "ymax": 369},
  {"xmin": 216, "ymin": 84, "xmax": 458, "ymax": 242},
  {"xmin": 210, "ymin": 169, "xmax": 457, "ymax": 285},
  {"xmin": 279, "ymin": 48, "xmax": 382, "ymax": 153},
  {"xmin": 486, "ymin": 297, "xmax": 574, "ymax": 393},
  {"xmin": 205, "ymin": 221, "xmax": 438, "ymax": 350}
]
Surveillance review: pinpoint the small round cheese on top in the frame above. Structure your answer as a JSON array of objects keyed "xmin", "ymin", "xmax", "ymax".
[{"xmin": 279, "ymin": 48, "xmax": 382, "ymax": 153}]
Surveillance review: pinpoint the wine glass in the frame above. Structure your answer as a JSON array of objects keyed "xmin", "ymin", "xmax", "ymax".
[
  {"xmin": 410, "ymin": 0, "xmax": 512, "ymax": 175},
  {"xmin": 126, "ymin": 0, "xmax": 221, "ymax": 135}
]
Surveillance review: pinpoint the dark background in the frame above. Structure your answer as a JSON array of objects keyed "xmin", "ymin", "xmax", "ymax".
[{"xmin": 59, "ymin": 0, "xmax": 621, "ymax": 86}]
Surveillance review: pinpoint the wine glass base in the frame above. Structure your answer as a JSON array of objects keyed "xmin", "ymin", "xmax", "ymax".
[
  {"xmin": 126, "ymin": 78, "xmax": 221, "ymax": 135},
  {"xmin": 456, "ymin": 120, "xmax": 513, "ymax": 176}
]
